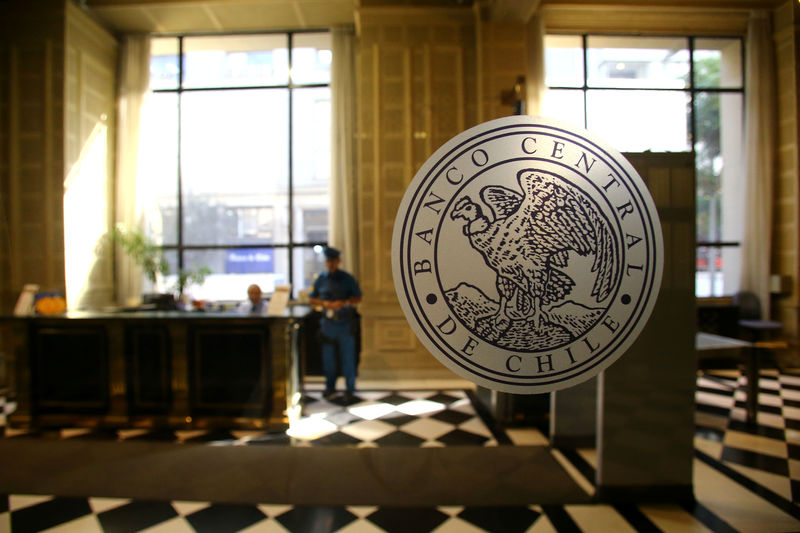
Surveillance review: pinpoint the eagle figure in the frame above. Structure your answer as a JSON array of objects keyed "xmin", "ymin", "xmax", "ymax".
[{"xmin": 450, "ymin": 169, "xmax": 619, "ymax": 333}]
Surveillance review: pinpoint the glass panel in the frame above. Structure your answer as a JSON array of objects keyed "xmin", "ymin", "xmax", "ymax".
[
  {"xmin": 694, "ymin": 38, "xmax": 743, "ymax": 89},
  {"xmin": 587, "ymin": 36, "xmax": 689, "ymax": 88},
  {"xmin": 180, "ymin": 89, "xmax": 290, "ymax": 246},
  {"xmin": 720, "ymin": 246, "xmax": 742, "ymax": 297},
  {"xmin": 586, "ymin": 90, "xmax": 690, "ymax": 152},
  {"xmin": 182, "ymin": 34, "xmax": 289, "ymax": 88},
  {"xmin": 150, "ymin": 37, "xmax": 179, "ymax": 90},
  {"xmin": 545, "ymin": 35, "xmax": 584, "ymax": 87},
  {"xmin": 156, "ymin": 249, "xmax": 179, "ymax": 295},
  {"xmin": 295, "ymin": 207, "xmax": 328, "ymax": 245},
  {"xmin": 291, "ymin": 32, "xmax": 332, "ymax": 85},
  {"xmin": 695, "ymin": 92, "xmax": 744, "ymax": 241},
  {"xmin": 696, "ymin": 246, "xmax": 723, "ymax": 297},
  {"xmin": 695, "ymin": 91, "xmax": 743, "ymax": 297},
  {"xmin": 292, "ymin": 87, "xmax": 331, "ymax": 242},
  {"xmin": 696, "ymin": 245, "xmax": 739, "ymax": 297},
  {"xmin": 541, "ymin": 89, "xmax": 585, "ymax": 129},
  {"xmin": 294, "ymin": 246, "xmax": 328, "ymax": 297},
  {"xmin": 139, "ymin": 92, "xmax": 179, "ymax": 245},
  {"xmin": 166, "ymin": 248, "xmax": 289, "ymax": 301}
]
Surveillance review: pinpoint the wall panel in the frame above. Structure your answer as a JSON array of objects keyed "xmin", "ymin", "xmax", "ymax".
[
  {"xmin": 355, "ymin": 7, "xmax": 477, "ymax": 378},
  {"xmin": 0, "ymin": 0, "xmax": 67, "ymax": 312},
  {"xmin": 476, "ymin": 21, "xmax": 527, "ymax": 121},
  {"xmin": 0, "ymin": 0, "xmax": 115, "ymax": 316},
  {"xmin": 542, "ymin": 5, "xmax": 750, "ymax": 35},
  {"xmin": 63, "ymin": 2, "xmax": 117, "ymax": 310},
  {"xmin": 772, "ymin": 0, "xmax": 799, "ymax": 347}
]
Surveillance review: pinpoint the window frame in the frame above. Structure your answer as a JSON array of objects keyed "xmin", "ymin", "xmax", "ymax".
[
  {"xmin": 544, "ymin": 33, "xmax": 746, "ymax": 297},
  {"xmin": 148, "ymin": 30, "xmax": 332, "ymax": 298}
]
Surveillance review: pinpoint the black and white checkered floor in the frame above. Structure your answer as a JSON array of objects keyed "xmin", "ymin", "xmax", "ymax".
[
  {"xmin": 693, "ymin": 370, "xmax": 800, "ymax": 509},
  {"xmin": 1, "ymin": 371, "xmax": 799, "ymax": 532},
  {"xmin": 0, "ymin": 389, "xmax": 499, "ymax": 447}
]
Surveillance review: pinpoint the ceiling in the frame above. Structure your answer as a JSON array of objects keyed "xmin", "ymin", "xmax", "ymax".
[
  {"xmin": 80, "ymin": 0, "xmax": 787, "ymax": 35},
  {"xmin": 81, "ymin": 0, "xmax": 359, "ymax": 34}
]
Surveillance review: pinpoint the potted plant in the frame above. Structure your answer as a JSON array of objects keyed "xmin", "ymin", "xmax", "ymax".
[
  {"xmin": 173, "ymin": 266, "xmax": 212, "ymax": 306},
  {"xmin": 110, "ymin": 224, "xmax": 210, "ymax": 309},
  {"xmin": 111, "ymin": 224, "xmax": 169, "ymax": 286}
]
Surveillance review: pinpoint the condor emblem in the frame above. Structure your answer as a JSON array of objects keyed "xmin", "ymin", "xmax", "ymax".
[{"xmin": 392, "ymin": 116, "xmax": 663, "ymax": 394}]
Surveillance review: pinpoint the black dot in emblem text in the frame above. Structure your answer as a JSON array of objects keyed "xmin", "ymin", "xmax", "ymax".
[
  {"xmin": 621, "ymin": 294, "xmax": 631, "ymax": 305},
  {"xmin": 426, "ymin": 294, "xmax": 437, "ymax": 305}
]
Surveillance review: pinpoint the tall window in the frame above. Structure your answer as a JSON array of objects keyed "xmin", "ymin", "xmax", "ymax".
[
  {"xmin": 543, "ymin": 35, "xmax": 744, "ymax": 297},
  {"xmin": 140, "ymin": 32, "xmax": 332, "ymax": 300}
]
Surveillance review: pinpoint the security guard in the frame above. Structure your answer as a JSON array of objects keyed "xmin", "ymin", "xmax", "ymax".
[{"xmin": 309, "ymin": 246, "xmax": 362, "ymax": 400}]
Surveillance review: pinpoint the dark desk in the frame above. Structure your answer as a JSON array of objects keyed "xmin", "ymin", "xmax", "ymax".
[
  {"xmin": 696, "ymin": 332, "xmax": 757, "ymax": 423},
  {"xmin": 1, "ymin": 306, "xmax": 310, "ymax": 431},
  {"xmin": 300, "ymin": 309, "xmax": 362, "ymax": 379},
  {"xmin": 697, "ymin": 298, "xmax": 739, "ymax": 338}
]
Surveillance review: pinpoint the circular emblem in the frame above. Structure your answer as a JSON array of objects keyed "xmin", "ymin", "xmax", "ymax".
[{"xmin": 392, "ymin": 116, "xmax": 663, "ymax": 394}]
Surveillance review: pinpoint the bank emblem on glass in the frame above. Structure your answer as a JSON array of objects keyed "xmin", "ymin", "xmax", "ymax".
[{"xmin": 392, "ymin": 116, "xmax": 663, "ymax": 394}]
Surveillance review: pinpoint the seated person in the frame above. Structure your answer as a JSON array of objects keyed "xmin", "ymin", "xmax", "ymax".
[{"xmin": 237, "ymin": 284, "xmax": 266, "ymax": 314}]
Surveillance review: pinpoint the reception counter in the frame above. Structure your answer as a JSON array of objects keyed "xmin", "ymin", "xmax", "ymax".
[{"xmin": 0, "ymin": 306, "xmax": 311, "ymax": 431}]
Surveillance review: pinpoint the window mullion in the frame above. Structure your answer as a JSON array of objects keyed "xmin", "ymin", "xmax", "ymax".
[
  {"xmin": 287, "ymin": 32, "xmax": 295, "ymax": 291},
  {"xmin": 177, "ymin": 36, "xmax": 185, "ymax": 277}
]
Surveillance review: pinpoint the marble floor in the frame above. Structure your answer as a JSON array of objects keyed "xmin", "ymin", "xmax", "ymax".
[{"xmin": 0, "ymin": 369, "xmax": 798, "ymax": 532}]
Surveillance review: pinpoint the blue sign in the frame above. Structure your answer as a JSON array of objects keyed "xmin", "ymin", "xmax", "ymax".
[{"xmin": 226, "ymin": 248, "xmax": 274, "ymax": 273}]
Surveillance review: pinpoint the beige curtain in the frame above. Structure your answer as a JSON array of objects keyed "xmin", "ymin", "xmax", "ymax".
[
  {"xmin": 328, "ymin": 26, "xmax": 359, "ymax": 277},
  {"xmin": 525, "ymin": 13, "xmax": 546, "ymax": 115},
  {"xmin": 739, "ymin": 11, "xmax": 776, "ymax": 319},
  {"xmin": 115, "ymin": 35, "xmax": 150, "ymax": 306}
]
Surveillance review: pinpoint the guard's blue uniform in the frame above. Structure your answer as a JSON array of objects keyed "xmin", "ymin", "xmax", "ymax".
[{"xmin": 310, "ymin": 269, "xmax": 362, "ymax": 394}]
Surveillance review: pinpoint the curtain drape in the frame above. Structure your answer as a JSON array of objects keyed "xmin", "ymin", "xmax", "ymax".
[
  {"xmin": 115, "ymin": 35, "xmax": 150, "ymax": 306},
  {"xmin": 328, "ymin": 26, "xmax": 359, "ymax": 277},
  {"xmin": 525, "ymin": 13, "xmax": 546, "ymax": 116},
  {"xmin": 740, "ymin": 11, "xmax": 776, "ymax": 319}
]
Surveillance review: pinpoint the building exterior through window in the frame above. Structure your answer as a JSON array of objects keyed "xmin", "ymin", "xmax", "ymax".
[
  {"xmin": 542, "ymin": 35, "xmax": 744, "ymax": 297},
  {"xmin": 137, "ymin": 32, "xmax": 743, "ymax": 301},
  {"xmin": 139, "ymin": 32, "xmax": 331, "ymax": 301}
]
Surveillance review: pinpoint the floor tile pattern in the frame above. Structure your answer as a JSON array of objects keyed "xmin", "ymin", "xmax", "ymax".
[
  {"xmin": 1, "ymin": 373, "xmax": 799, "ymax": 531},
  {"xmin": 291, "ymin": 389, "xmax": 500, "ymax": 447},
  {"xmin": 0, "ymin": 497, "xmax": 719, "ymax": 533},
  {"xmin": 1, "ymin": 390, "xmax": 500, "ymax": 448},
  {"xmin": 694, "ymin": 369, "xmax": 800, "ymax": 505}
]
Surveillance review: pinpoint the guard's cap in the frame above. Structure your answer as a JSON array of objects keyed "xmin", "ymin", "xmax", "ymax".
[{"xmin": 323, "ymin": 246, "xmax": 341, "ymax": 260}]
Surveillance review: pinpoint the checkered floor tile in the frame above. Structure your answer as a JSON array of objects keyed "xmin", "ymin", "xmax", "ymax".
[
  {"xmin": 0, "ymin": 497, "xmax": 605, "ymax": 533},
  {"xmin": 0, "ymin": 389, "xmax": 506, "ymax": 448},
  {"xmin": 291, "ymin": 389, "xmax": 500, "ymax": 447},
  {"xmin": 695, "ymin": 369, "xmax": 800, "ymax": 504},
  {"xmin": 1, "ymin": 373, "xmax": 800, "ymax": 531}
]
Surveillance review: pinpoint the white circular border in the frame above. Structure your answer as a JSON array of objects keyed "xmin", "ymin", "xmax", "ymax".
[{"xmin": 392, "ymin": 116, "xmax": 663, "ymax": 394}]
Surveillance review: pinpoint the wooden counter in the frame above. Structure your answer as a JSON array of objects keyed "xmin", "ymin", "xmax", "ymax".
[{"xmin": 0, "ymin": 306, "xmax": 311, "ymax": 431}]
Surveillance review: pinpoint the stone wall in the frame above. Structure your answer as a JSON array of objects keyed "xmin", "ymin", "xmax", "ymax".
[
  {"xmin": 0, "ymin": 0, "xmax": 68, "ymax": 312},
  {"xmin": 773, "ymin": 0, "xmax": 800, "ymax": 362}
]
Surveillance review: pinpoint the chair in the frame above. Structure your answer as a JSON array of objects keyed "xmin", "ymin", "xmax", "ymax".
[
  {"xmin": 732, "ymin": 291, "xmax": 786, "ymax": 424},
  {"xmin": 733, "ymin": 290, "xmax": 782, "ymax": 342}
]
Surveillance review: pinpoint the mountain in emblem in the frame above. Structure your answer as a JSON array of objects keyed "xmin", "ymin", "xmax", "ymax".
[
  {"xmin": 444, "ymin": 282, "xmax": 603, "ymax": 351},
  {"xmin": 444, "ymin": 282, "xmax": 497, "ymax": 320},
  {"xmin": 547, "ymin": 301, "xmax": 605, "ymax": 337},
  {"xmin": 449, "ymin": 169, "xmax": 619, "ymax": 337}
]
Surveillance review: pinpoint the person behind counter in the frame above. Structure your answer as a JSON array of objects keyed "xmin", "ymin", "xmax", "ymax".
[
  {"xmin": 237, "ymin": 283, "xmax": 266, "ymax": 314},
  {"xmin": 309, "ymin": 246, "xmax": 362, "ymax": 401}
]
